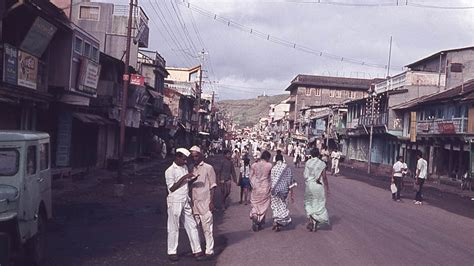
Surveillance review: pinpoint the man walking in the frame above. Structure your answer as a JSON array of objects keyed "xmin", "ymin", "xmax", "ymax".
[
  {"xmin": 165, "ymin": 148, "xmax": 202, "ymax": 261},
  {"xmin": 415, "ymin": 152, "xmax": 428, "ymax": 205},
  {"xmin": 391, "ymin": 156, "xmax": 406, "ymax": 202},
  {"xmin": 189, "ymin": 146, "xmax": 217, "ymax": 257},
  {"xmin": 217, "ymin": 149, "xmax": 237, "ymax": 210},
  {"xmin": 331, "ymin": 148, "xmax": 341, "ymax": 176}
]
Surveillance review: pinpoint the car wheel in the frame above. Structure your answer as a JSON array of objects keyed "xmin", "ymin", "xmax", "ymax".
[{"xmin": 25, "ymin": 212, "xmax": 47, "ymax": 265}]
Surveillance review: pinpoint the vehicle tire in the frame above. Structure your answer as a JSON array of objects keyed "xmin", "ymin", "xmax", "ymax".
[{"xmin": 25, "ymin": 212, "xmax": 47, "ymax": 265}]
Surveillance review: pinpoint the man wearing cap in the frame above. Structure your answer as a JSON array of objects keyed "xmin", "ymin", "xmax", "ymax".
[
  {"xmin": 165, "ymin": 148, "xmax": 202, "ymax": 261},
  {"xmin": 190, "ymin": 146, "xmax": 217, "ymax": 257}
]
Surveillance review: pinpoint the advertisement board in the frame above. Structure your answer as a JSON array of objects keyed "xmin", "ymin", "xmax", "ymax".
[
  {"xmin": 2, "ymin": 44, "xmax": 18, "ymax": 85},
  {"xmin": 77, "ymin": 57, "xmax": 100, "ymax": 94},
  {"xmin": 20, "ymin": 17, "xmax": 57, "ymax": 57},
  {"xmin": 17, "ymin": 50, "xmax": 38, "ymax": 90}
]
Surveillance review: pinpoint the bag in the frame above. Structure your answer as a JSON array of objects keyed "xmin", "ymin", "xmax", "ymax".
[{"xmin": 390, "ymin": 183, "xmax": 398, "ymax": 194}]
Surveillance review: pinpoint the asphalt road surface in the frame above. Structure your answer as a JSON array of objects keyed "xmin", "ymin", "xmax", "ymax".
[{"xmin": 216, "ymin": 161, "xmax": 474, "ymax": 266}]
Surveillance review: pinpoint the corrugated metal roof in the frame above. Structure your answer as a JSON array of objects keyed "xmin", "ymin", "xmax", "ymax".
[
  {"xmin": 285, "ymin": 75, "xmax": 382, "ymax": 91},
  {"xmin": 406, "ymin": 46, "xmax": 474, "ymax": 68}
]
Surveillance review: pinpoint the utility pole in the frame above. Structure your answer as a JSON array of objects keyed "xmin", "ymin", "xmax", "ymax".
[
  {"xmin": 367, "ymin": 89, "xmax": 375, "ymax": 174},
  {"xmin": 117, "ymin": 0, "xmax": 135, "ymax": 192},
  {"xmin": 386, "ymin": 36, "xmax": 393, "ymax": 78}
]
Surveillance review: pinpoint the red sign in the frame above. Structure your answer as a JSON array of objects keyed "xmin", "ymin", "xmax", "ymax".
[
  {"xmin": 437, "ymin": 122, "xmax": 456, "ymax": 134},
  {"xmin": 130, "ymin": 74, "xmax": 144, "ymax": 86}
]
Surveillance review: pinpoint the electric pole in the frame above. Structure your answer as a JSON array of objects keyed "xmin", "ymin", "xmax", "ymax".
[{"xmin": 117, "ymin": 0, "xmax": 135, "ymax": 191}]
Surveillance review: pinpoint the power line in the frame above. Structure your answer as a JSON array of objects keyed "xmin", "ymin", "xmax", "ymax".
[
  {"xmin": 178, "ymin": 0, "xmax": 406, "ymax": 71},
  {"xmin": 150, "ymin": 0, "xmax": 196, "ymax": 66},
  {"xmin": 164, "ymin": 0, "xmax": 200, "ymax": 56},
  {"xmin": 141, "ymin": 3, "xmax": 188, "ymax": 66}
]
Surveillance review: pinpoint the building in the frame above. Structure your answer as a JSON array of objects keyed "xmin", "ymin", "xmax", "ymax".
[
  {"xmin": 344, "ymin": 46, "xmax": 474, "ymax": 176},
  {"xmin": 65, "ymin": 1, "xmax": 149, "ymax": 69}
]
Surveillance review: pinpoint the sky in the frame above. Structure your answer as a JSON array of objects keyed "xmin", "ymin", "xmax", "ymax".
[{"xmin": 103, "ymin": 0, "xmax": 473, "ymax": 100}]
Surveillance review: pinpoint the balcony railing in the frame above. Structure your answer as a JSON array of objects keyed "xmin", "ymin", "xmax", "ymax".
[
  {"xmin": 417, "ymin": 118, "xmax": 467, "ymax": 135},
  {"xmin": 358, "ymin": 112, "xmax": 388, "ymax": 127}
]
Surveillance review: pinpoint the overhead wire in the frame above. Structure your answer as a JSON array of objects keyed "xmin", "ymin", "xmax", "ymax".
[{"xmin": 178, "ymin": 0, "xmax": 406, "ymax": 71}]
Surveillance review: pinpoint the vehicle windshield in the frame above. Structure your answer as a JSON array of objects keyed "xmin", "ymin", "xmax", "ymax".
[{"xmin": 0, "ymin": 149, "xmax": 19, "ymax": 176}]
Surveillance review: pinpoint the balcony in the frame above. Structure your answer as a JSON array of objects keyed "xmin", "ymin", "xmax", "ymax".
[
  {"xmin": 358, "ymin": 112, "xmax": 388, "ymax": 127},
  {"xmin": 375, "ymin": 71, "xmax": 445, "ymax": 94},
  {"xmin": 417, "ymin": 118, "xmax": 467, "ymax": 135}
]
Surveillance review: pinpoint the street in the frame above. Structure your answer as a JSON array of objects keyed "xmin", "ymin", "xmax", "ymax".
[{"xmin": 42, "ymin": 156, "xmax": 474, "ymax": 266}]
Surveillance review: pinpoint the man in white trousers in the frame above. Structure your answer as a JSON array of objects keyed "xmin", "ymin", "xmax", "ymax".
[
  {"xmin": 190, "ymin": 146, "xmax": 217, "ymax": 258},
  {"xmin": 165, "ymin": 148, "xmax": 203, "ymax": 261}
]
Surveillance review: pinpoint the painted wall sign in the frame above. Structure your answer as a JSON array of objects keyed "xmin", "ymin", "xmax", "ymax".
[
  {"xmin": 437, "ymin": 122, "xmax": 456, "ymax": 134},
  {"xmin": 77, "ymin": 57, "xmax": 100, "ymax": 94},
  {"xmin": 20, "ymin": 17, "xmax": 57, "ymax": 57},
  {"xmin": 17, "ymin": 50, "xmax": 38, "ymax": 90},
  {"xmin": 130, "ymin": 74, "xmax": 145, "ymax": 86},
  {"xmin": 2, "ymin": 44, "xmax": 18, "ymax": 85}
]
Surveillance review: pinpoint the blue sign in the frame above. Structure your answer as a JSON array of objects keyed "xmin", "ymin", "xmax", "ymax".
[{"xmin": 2, "ymin": 44, "xmax": 18, "ymax": 85}]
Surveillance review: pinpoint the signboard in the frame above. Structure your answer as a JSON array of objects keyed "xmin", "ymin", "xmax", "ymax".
[
  {"xmin": 418, "ymin": 122, "xmax": 430, "ymax": 132},
  {"xmin": 3, "ymin": 44, "xmax": 18, "ymax": 85},
  {"xmin": 17, "ymin": 50, "xmax": 38, "ymax": 90},
  {"xmin": 130, "ymin": 74, "xmax": 144, "ymax": 86},
  {"xmin": 410, "ymin": 112, "xmax": 417, "ymax": 142},
  {"xmin": 437, "ymin": 122, "xmax": 456, "ymax": 134},
  {"xmin": 77, "ymin": 57, "xmax": 100, "ymax": 94},
  {"xmin": 20, "ymin": 17, "xmax": 57, "ymax": 57}
]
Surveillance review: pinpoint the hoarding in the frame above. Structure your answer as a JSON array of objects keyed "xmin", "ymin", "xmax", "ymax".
[
  {"xmin": 20, "ymin": 17, "xmax": 57, "ymax": 57},
  {"xmin": 17, "ymin": 50, "xmax": 38, "ymax": 90},
  {"xmin": 2, "ymin": 44, "xmax": 18, "ymax": 85}
]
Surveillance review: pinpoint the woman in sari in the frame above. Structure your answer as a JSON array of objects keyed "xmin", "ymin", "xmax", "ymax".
[
  {"xmin": 304, "ymin": 148, "xmax": 330, "ymax": 232},
  {"xmin": 249, "ymin": 150, "xmax": 273, "ymax": 232},
  {"xmin": 270, "ymin": 154, "xmax": 296, "ymax": 231}
]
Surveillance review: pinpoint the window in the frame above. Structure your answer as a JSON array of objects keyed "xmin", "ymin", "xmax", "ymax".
[
  {"xmin": 329, "ymin": 90, "xmax": 335, "ymax": 97},
  {"xmin": 84, "ymin": 42, "xmax": 91, "ymax": 58},
  {"xmin": 26, "ymin": 146, "xmax": 36, "ymax": 176},
  {"xmin": 39, "ymin": 143, "xmax": 49, "ymax": 171},
  {"xmin": 74, "ymin": 37, "xmax": 83, "ymax": 54},
  {"xmin": 348, "ymin": 91, "xmax": 356, "ymax": 98},
  {"xmin": 92, "ymin": 46, "xmax": 99, "ymax": 61},
  {"xmin": 84, "ymin": 42, "xmax": 91, "ymax": 57},
  {"xmin": 335, "ymin": 90, "xmax": 342, "ymax": 98},
  {"xmin": 305, "ymin": 88, "xmax": 311, "ymax": 96},
  {"xmin": 0, "ymin": 149, "xmax": 19, "ymax": 176},
  {"xmin": 314, "ymin": 88, "xmax": 321, "ymax": 96},
  {"xmin": 79, "ymin": 6, "xmax": 100, "ymax": 21}
]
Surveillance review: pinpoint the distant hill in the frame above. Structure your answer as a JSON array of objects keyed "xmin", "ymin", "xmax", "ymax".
[{"xmin": 216, "ymin": 94, "xmax": 289, "ymax": 128}]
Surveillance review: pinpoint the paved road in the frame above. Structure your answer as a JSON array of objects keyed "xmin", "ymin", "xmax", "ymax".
[
  {"xmin": 216, "ymin": 161, "xmax": 474, "ymax": 266},
  {"xmin": 41, "ymin": 156, "xmax": 474, "ymax": 265}
]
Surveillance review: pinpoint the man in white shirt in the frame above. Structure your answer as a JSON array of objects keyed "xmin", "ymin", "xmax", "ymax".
[
  {"xmin": 392, "ymin": 156, "xmax": 406, "ymax": 201},
  {"xmin": 165, "ymin": 148, "xmax": 202, "ymax": 261},
  {"xmin": 415, "ymin": 152, "xmax": 428, "ymax": 205},
  {"xmin": 331, "ymin": 149, "xmax": 342, "ymax": 176}
]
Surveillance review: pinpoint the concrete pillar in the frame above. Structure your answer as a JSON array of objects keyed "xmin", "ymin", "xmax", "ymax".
[
  {"xmin": 448, "ymin": 143, "xmax": 453, "ymax": 174},
  {"xmin": 429, "ymin": 145, "xmax": 435, "ymax": 175},
  {"xmin": 458, "ymin": 143, "xmax": 463, "ymax": 179}
]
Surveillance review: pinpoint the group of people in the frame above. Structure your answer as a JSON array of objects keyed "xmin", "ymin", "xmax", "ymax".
[
  {"xmin": 164, "ymin": 144, "xmax": 332, "ymax": 261},
  {"xmin": 391, "ymin": 152, "xmax": 428, "ymax": 205}
]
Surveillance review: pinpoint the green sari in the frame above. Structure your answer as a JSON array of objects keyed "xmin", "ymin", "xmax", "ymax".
[{"xmin": 304, "ymin": 157, "xmax": 330, "ymax": 225}]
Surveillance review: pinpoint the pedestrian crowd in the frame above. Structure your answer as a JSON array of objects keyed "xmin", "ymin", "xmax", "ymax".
[
  {"xmin": 164, "ymin": 139, "xmax": 335, "ymax": 262},
  {"xmin": 163, "ymin": 135, "xmax": 434, "ymax": 262}
]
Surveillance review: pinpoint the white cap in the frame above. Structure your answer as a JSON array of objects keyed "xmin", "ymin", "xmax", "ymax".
[
  {"xmin": 189, "ymin": 146, "xmax": 201, "ymax": 153},
  {"xmin": 176, "ymin": 148, "xmax": 190, "ymax": 157}
]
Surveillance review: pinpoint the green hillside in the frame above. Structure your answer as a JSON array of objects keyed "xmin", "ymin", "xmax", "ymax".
[{"xmin": 216, "ymin": 94, "xmax": 289, "ymax": 128}]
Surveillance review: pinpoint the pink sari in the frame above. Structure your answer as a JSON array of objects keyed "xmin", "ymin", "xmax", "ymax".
[{"xmin": 249, "ymin": 160, "xmax": 273, "ymax": 223}]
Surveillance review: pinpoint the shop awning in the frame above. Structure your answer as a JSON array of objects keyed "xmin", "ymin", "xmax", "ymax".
[
  {"xmin": 73, "ymin": 113, "xmax": 114, "ymax": 125},
  {"xmin": 147, "ymin": 89, "xmax": 162, "ymax": 99}
]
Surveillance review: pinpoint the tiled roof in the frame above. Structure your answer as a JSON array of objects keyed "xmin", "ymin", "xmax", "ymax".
[{"xmin": 285, "ymin": 75, "xmax": 383, "ymax": 91}]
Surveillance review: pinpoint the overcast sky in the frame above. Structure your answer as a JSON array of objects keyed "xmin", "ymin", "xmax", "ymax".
[{"xmin": 104, "ymin": 0, "xmax": 473, "ymax": 99}]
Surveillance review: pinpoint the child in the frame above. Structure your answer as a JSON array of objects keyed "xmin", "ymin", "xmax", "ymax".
[{"xmin": 239, "ymin": 158, "xmax": 251, "ymax": 205}]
